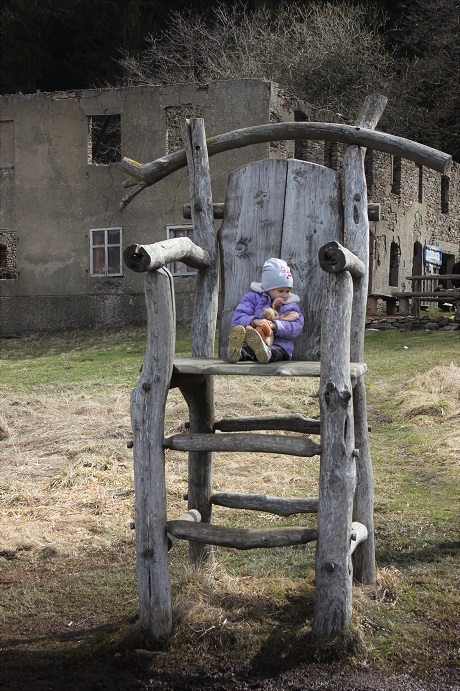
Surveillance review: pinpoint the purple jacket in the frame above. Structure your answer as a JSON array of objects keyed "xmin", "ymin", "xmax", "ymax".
[{"xmin": 231, "ymin": 283, "xmax": 304, "ymax": 359}]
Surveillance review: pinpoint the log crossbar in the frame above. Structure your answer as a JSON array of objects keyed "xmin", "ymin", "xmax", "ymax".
[
  {"xmin": 163, "ymin": 432, "xmax": 321, "ymax": 457},
  {"xmin": 214, "ymin": 413, "xmax": 320, "ymax": 434},
  {"xmin": 165, "ymin": 521, "xmax": 318, "ymax": 550},
  {"xmin": 211, "ymin": 492, "xmax": 319, "ymax": 515},
  {"xmin": 120, "ymin": 121, "xmax": 451, "ymax": 209}
]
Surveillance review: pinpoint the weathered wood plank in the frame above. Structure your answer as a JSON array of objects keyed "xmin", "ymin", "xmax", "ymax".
[
  {"xmin": 405, "ymin": 274, "xmax": 460, "ymax": 281},
  {"xmin": 165, "ymin": 521, "xmax": 318, "ymax": 549},
  {"xmin": 281, "ymin": 160, "xmax": 343, "ymax": 361},
  {"xmin": 131, "ymin": 269, "xmax": 175, "ymax": 640},
  {"xmin": 163, "ymin": 432, "xmax": 321, "ymax": 457},
  {"xmin": 393, "ymin": 291, "xmax": 460, "ymax": 298},
  {"xmin": 214, "ymin": 413, "xmax": 320, "ymax": 434},
  {"xmin": 211, "ymin": 492, "xmax": 319, "ymax": 515},
  {"xmin": 218, "ymin": 160, "xmax": 287, "ymax": 358},
  {"xmin": 172, "ymin": 357, "xmax": 367, "ymax": 380},
  {"xmin": 123, "ymin": 237, "xmax": 210, "ymax": 273},
  {"xmin": 313, "ymin": 270, "xmax": 356, "ymax": 640}
]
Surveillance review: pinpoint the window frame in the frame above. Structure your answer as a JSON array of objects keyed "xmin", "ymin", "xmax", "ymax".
[
  {"xmin": 89, "ymin": 227, "xmax": 123, "ymax": 277},
  {"xmin": 166, "ymin": 224, "xmax": 197, "ymax": 276}
]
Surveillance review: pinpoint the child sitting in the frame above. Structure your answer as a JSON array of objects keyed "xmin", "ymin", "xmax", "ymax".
[{"xmin": 227, "ymin": 258, "xmax": 304, "ymax": 363}]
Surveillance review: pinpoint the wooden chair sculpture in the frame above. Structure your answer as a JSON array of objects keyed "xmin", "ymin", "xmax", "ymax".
[{"xmin": 120, "ymin": 95, "xmax": 451, "ymax": 642}]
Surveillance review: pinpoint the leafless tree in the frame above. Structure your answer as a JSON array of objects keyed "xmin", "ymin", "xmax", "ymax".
[{"xmin": 118, "ymin": 1, "xmax": 397, "ymax": 122}]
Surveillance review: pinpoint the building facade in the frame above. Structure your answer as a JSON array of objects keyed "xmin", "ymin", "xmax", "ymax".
[{"xmin": 0, "ymin": 80, "xmax": 458, "ymax": 337}]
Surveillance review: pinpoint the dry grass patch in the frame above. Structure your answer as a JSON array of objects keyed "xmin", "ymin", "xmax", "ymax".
[
  {"xmin": 0, "ymin": 375, "xmax": 320, "ymax": 559},
  {"xmin": 397, "ymin": 362, "xmax": 460, "ymax": 420}
]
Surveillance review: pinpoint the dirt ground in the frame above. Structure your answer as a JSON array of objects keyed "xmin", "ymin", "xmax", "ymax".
[{"xmin": 1, "ymin": 648, "xmax": 459, "ymax": 690}]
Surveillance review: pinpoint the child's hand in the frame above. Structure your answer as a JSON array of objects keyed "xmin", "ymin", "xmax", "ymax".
[
  {"xmin": 252, "ymin": 318, "xmax": 273, "ymax": 329},
  {"xmin": 279, "ymin": 310, "xmax": 299, "ymax": 322}
]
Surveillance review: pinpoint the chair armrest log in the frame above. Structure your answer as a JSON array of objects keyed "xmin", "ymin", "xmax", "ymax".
[
  {"xmin": 123, "ymin": 237, "xmax": 210, "ymax": 273},
  {"xmin": 319, "ymin": 241, "xmax": 365, "ymax": 278},
  {"xmin": 349, "ymin": 522, "xmax": 368, "ymax": 555}
]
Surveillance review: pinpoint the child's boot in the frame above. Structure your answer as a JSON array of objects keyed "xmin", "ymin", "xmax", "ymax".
[
  {"xmin": 245, "ymin": 327, "xmax": 271, "ymax": 364},
  {"xmin": 227, "ymin": 325, "xmax": 246, "ymax": 363}
]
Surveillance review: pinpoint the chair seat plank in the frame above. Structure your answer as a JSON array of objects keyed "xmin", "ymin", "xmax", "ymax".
[{"xmin": 173, "ymin": 357, "xmax": 367, "ymax": 380}]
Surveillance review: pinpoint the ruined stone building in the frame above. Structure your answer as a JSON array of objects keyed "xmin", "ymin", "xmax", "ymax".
[{"xmin": 1, "ymin": 79, "xmax": 459, "ymax": 337}]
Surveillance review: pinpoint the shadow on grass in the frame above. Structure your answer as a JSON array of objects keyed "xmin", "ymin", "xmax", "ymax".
[{"xmin": 376, "ymin": 540, "xmax": 459, "ymax": 568}]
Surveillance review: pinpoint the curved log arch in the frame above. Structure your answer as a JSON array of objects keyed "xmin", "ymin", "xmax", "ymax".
[{"xmin": 119, "ymin": 121, "xmax": 452, "ymax": 210}]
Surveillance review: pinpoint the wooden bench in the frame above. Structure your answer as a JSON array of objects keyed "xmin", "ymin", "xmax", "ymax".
[
  {"xmin": 398, "ymin": 274, "xmax": 460, "ymax": 316},
  {"xmin": 367, "ymin": 293, "xmax": 397, "ymax": 315},
  {"xmin": 394, "ymin": 291, "xmax": 460, "ymax": 316}
]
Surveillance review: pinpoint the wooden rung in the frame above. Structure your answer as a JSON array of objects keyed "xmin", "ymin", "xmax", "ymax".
[
  {"xmin": 165, "ymin": 520, "xmax": 318, "ymax": 549},
  {"xmin": 214, "ymin": 413, "xmax": 320, "ymax": 434},
  {"xmin": 211, "ymin": 492, "xmax": 318, "ymax": 515},
  {"xmin": 163, "ymin": 433, "xmax": 321, "ymax": 457},
  {"xmin": 349, "ymin": 521, "xmax": 368, "ymax": 555}
]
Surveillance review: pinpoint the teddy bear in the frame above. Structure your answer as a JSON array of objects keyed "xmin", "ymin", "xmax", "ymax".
[{"xmin": 246, "ymin": 299, "xmax": 299, "ymax": 346}]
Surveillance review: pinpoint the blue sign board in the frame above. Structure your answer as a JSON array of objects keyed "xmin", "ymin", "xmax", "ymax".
[{"xmin": 424, "ymin": 244, "xmax": 443, "ymax": 267}]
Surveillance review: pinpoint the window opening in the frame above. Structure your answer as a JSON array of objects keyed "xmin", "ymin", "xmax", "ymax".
[
  {"xmin": 90, "ymin": 227, "xmax": 123, "ymax": 276},
  {"xmin": 166, "ymin": 225, "xmax": 197, "ymax": 276},
  {"xmin": 441, "ymin": 176, "xmax": 449, "ymax": 214},
  {"xmin": 418, "ymin": 165, "xmax": 423, "ymax": 203},
  {"xmin": 391, "ymin": 156, "xmax": 402, "ymax": 195},
  {"xmin": 165, "ymin": 105, "xmax": 202, "ymax": 154},
  {"xmin": 0, "ymin": 232, "xmax": 17, "ymax": 279},
  {"xmin": 389, "ymin": 241, "xmax": 400, "ymax": 287},
  {"xmin": 88, "ymin": 114, "xmax": 121, "ymax": 165}
]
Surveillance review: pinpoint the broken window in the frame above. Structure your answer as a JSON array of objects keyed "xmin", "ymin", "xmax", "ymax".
[
  {"xmin": 166, "ymin": 225, "xmax": 197, "ymax": 276},
  {"xmin": 88, "ymin": 114, "xmax": 121, "ymax": 165},
  {"xmin": 391, "ymin": 156, "xmax": 402, "ymax": 196},
  {"xmin": 0, "ymin": 232, "xmax": 17, "ymax": 279},
  {"xmin": 165, "ymin": 105, "xmax": 202, "ymax": 154},
  {"xmin": 389, "ymin": 241, "xmax": 400, "ymax": 287},
  {"xmin": 90, "ymin": 227, "xmax": 123, "ymax": 276},
  {"xmin": 418, "ymin": 165, "xmax": 423, "ymax": 203},
  {"xmin": 441, "ymin": 175, "xmax": 449, "ymax": 214}
]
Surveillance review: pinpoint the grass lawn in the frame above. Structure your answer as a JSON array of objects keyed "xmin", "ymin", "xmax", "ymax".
[{"xmin": 0, "ymin": 326, "xmax": 459, "ymax": 685}]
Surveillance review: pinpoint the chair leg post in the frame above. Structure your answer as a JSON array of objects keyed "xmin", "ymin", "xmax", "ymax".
[
  {"xmin": 180, "ymin": 376, "xmax": 215, "ymax": 566},
  {"xmin": 131, "ymin": 269, "xmax": 175, "ymax": 639},
  {"xmin": 352, "ymin": 377, "xmax": 376, "ymax": 584},
  {"xmin": 313, "ymin": 272, "xmax": 355, "ymax": 640}
]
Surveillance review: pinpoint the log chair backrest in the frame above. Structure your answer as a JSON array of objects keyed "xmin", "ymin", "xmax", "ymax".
[{"xmin": 218, "ymin": 158, "xmax": 343, "ymax": 360}]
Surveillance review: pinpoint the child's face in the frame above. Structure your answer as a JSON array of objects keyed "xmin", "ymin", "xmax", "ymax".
[{"xmin": 268, "ymin": 287, "xmax": 291, "ymax": 302}]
